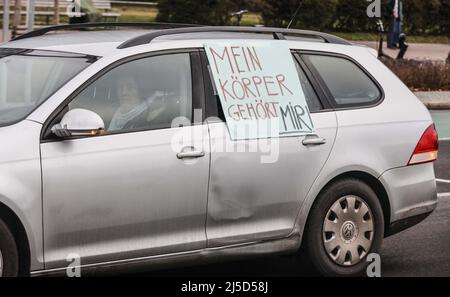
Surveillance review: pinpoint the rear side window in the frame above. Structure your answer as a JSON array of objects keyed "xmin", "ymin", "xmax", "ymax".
[{"xmin": 304, "ymin": 55, "xmax": 381, "ymax": 107}]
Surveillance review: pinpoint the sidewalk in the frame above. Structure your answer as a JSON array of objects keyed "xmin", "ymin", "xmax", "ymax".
[
  {"xmin": 415, "ymin": 92, "xmax": 450, "ymax": 110},
  {"xmin": 357, "ymin": 41, "xmax": 449, "ymax": 61}
]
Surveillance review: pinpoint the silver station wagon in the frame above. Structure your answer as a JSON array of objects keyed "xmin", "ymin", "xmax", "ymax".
[{"xmin": 0, "ymin": 24, "xmax": 439, "ymax": 277}]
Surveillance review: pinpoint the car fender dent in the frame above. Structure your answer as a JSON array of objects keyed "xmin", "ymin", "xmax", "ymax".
[{"xmin": 208, "ymin": 155, "xmax": 257, "ymax": 221}]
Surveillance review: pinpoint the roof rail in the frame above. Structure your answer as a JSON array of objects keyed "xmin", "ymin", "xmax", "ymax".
[
  {"xmin": 117, "ymin": 26, "xmax": 351, "ymax": 49},
  {"xmin": 12, "ymin": 22, "xmax": 202, "ymax": 41}
]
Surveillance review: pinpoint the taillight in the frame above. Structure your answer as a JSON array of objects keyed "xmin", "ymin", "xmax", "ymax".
[{"xmin": 408, "ymin": 124, "xmax": 439, "ymax": 166}]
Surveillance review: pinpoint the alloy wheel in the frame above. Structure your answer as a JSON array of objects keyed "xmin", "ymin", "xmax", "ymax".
[{"xmin": 322, "ymin": 195, "xmax": 374, "ymax": 266}]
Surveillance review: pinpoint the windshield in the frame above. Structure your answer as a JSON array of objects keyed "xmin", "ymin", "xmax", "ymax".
[{"xmin": 0, "ymin": 49, "xmax": 96, "ymax": 127}]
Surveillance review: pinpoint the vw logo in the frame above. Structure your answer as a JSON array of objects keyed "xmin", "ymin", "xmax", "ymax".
[{"xmin": 342, "ymin": 222, "xmax": 356, "ymax": 240}]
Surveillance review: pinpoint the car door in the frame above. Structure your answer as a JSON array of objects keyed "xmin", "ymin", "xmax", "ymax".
[
  {"xmin": 40, "ymin": 51, "xmax": 210, "ymax": 269},
  {"xmin": 201, "ymin": 51, "xmax": 338, "ymax": 247}
]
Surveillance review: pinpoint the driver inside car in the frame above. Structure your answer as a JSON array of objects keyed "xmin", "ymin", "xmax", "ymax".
[{"xmin": 108, "ymin": 76, "xmax": 165, "ymax": 131}]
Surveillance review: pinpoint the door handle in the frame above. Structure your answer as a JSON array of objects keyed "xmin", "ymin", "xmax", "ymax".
[
  {"xmin": 177, "ymin": 146, "xmax": 205, "ymax": 159},
  {"xmin": 302, "ymin": 135, "xmax": 327, "ymax": 146}
]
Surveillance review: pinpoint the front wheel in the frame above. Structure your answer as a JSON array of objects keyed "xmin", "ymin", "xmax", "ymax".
[
  {"xmin": 303, "ymin": 178, "xmax": 384, "ymax": 276},
  {"xmin": 0, "ymin": 218, "xmax": 19, "ymax": 277}
]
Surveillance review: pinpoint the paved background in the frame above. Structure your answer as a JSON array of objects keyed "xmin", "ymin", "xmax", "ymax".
[
  {"xmin": 436, "ymin": 141, "xmax": 450, "ymax": 194},
  {"xmin": 418, "ymin": 93, "xmax": 450, "ymax": 110},
  {"xmin": 357, "ymin": 41, "xmax": 450, "ymax": 61},
  {"xmin": 432, "ymin": 110, "xmax": 450, "ymax": 140},
  {"xmin": 132, "ymin": 140, "xmax": 450, "ymax": 277}
]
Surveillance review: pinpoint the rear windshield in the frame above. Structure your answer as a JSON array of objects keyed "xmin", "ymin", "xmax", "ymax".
[{"xmin": 0, "ymin": 48, "xmax": 95, "ymax": 127}]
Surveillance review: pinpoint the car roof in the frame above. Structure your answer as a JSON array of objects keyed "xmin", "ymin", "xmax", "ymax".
[
  {"xmin": 0, "ymin": 30, "xmax": 149, "ymax": 56},
  {"xmin": 0, "ymin": 28, "xmax": 365, "ymax": 57}
]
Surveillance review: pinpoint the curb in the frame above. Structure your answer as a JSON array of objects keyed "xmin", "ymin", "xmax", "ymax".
[
  {"xmin": 424, "ymin": 103, "xmax": 450, "ymax": 110},
  {"xmin": 414, "ymin": 92, "xmax": 450, "ymax": 110}
]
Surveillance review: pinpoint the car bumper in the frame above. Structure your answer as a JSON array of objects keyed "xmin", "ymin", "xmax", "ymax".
[{"xmin": 379, "ymin": 163, "xmax": 438, "ymax": 236}]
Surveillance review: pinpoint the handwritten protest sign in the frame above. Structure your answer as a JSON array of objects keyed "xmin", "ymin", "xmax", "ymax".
[{"xmin": 205, "ymin": 40, "xmax": 315, "ymax": 140}]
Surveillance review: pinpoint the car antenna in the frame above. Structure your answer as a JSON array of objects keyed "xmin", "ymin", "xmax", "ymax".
[{"xmin": 287, "ymin": 0, "xmax": 303, "ymax": 29}]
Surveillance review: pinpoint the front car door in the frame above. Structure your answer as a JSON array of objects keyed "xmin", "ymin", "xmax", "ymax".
[{"xmin": 40, "ymin": 51, "xmax": 210, "ymax": 268}]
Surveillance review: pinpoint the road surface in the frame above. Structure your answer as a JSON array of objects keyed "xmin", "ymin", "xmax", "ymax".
[{"xmin": 432, "ymin": 110, "xmax": 450, "ymax": 140}]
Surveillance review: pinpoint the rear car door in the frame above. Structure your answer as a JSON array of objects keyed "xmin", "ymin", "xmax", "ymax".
[
  {"xmin": 40, "ymin": 51, "xmax": 210, "ymax": 268},
  {"xmin": 201, "ymin": 51, "xmax": 338, "ymax": 246}
]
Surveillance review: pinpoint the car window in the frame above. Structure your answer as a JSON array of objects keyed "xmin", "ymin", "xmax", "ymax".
[
  {"xmin": 68, "ymin": 53, "xmax": 192, "ymax": 133},
  {"xmin": 294, "ymin": 60, "xmax": 323, "ymax": 112},
  {"xmin": 304, "ymin": 55, "xmax": 381, "ymax": 107}
]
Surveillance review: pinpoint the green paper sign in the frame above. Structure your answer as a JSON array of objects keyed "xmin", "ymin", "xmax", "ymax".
[{"xmin": 205, "ymin": 40, "xmax": 315, "ymax": 140}]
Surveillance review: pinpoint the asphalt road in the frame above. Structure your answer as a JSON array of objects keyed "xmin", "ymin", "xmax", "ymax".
[
  {"xmin": 381, "ymin": 140, "xmax": 449, "ymax": 277},
  {"xmin": 128, "ymin": 140, "xmax": 450, "ymax": 277}
]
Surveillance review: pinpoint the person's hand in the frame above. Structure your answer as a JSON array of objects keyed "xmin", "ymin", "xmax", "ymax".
[
  {"xmin": 149, "ymin": 91, "xmax": 165, "ymax": 102},
  {"xmin": 147, "ymin": 106, "xmax": 165, "ymax": 122}
]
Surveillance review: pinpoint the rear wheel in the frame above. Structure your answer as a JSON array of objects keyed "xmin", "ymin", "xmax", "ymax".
[
  {"xmin": 303, "ymin": 178, "xmax": 384, "ymax": 276},
  {"xmin": 0, "ymin": 218, "xmax": 19, "ymax": 277}
]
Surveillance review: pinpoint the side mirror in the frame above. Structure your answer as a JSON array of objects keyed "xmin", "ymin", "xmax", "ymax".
[{"xmin": 51, "ymin": 108, "xmax": 105, "ymax": 138}]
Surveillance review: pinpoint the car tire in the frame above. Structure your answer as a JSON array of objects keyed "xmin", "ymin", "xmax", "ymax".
[
  {"xmin": 0, "ymin": 218, "xmax": 19, "ymax": 277},
  {"xmin": 303, "ymin": 178, "xmax": 384, "ymax": 277}
]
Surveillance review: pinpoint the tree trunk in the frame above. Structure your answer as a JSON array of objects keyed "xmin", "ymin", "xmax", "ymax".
[{"xmin": 54, "ymin": 0, "xmax": 59, "ymax": 25}]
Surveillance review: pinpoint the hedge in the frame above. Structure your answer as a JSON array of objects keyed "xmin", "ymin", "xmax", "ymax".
[{"xmin": 154, "ymin": 0, "xmax": 449, "ymax": 35}]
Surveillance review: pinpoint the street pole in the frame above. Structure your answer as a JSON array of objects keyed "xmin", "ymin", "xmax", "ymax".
[
  {"xmin": 54, "ymin": 0, "xmax": 60, "ymax": 25},
  {"xmin": 13, "ymin": 0, "xmax": 21, "ymax": 38},
  {"xmin": 2, "ymin": 0, "xmax": 10, "ymax": 42},
  {"xmin": 236, "ymin": 15, "xmax": 242, "ymax": 26},
  {"xmin": 231, "ymin": 10, "xmax": 248, "ymax": 27},
  {"xmin": 26, "ymin": 0, "xmax": 36, "ymax": 32}
]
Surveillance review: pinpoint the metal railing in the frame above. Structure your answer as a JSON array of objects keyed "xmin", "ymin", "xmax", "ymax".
[
  {"xmin": 118, "ymin": 26, "xmax": 352, "ymax": 49},
  {"xmin": 12, "ymin": 21, "xmax": 201, "ymax": 40}
]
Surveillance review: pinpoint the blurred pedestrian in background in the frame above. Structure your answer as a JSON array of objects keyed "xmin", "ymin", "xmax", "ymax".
[
  {"xmin": 68, "ymin": 0, "xmax": 98, "ymax": 24},
  {"xmin": 388, "ymin": 0, "xmax": 403, "ymax": 49}
]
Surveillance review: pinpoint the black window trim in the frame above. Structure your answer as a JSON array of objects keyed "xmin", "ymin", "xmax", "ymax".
[
  {"xmin": 298, "ymin": 50, "xmax": 385, "ymax": 111},
  {"xmin": 41, "ymin": 48, "xmax": 203, "ymax": 143},
  {"xmin": 199, "ymin": 49, "xmax": 220, "ymax": 121}
]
